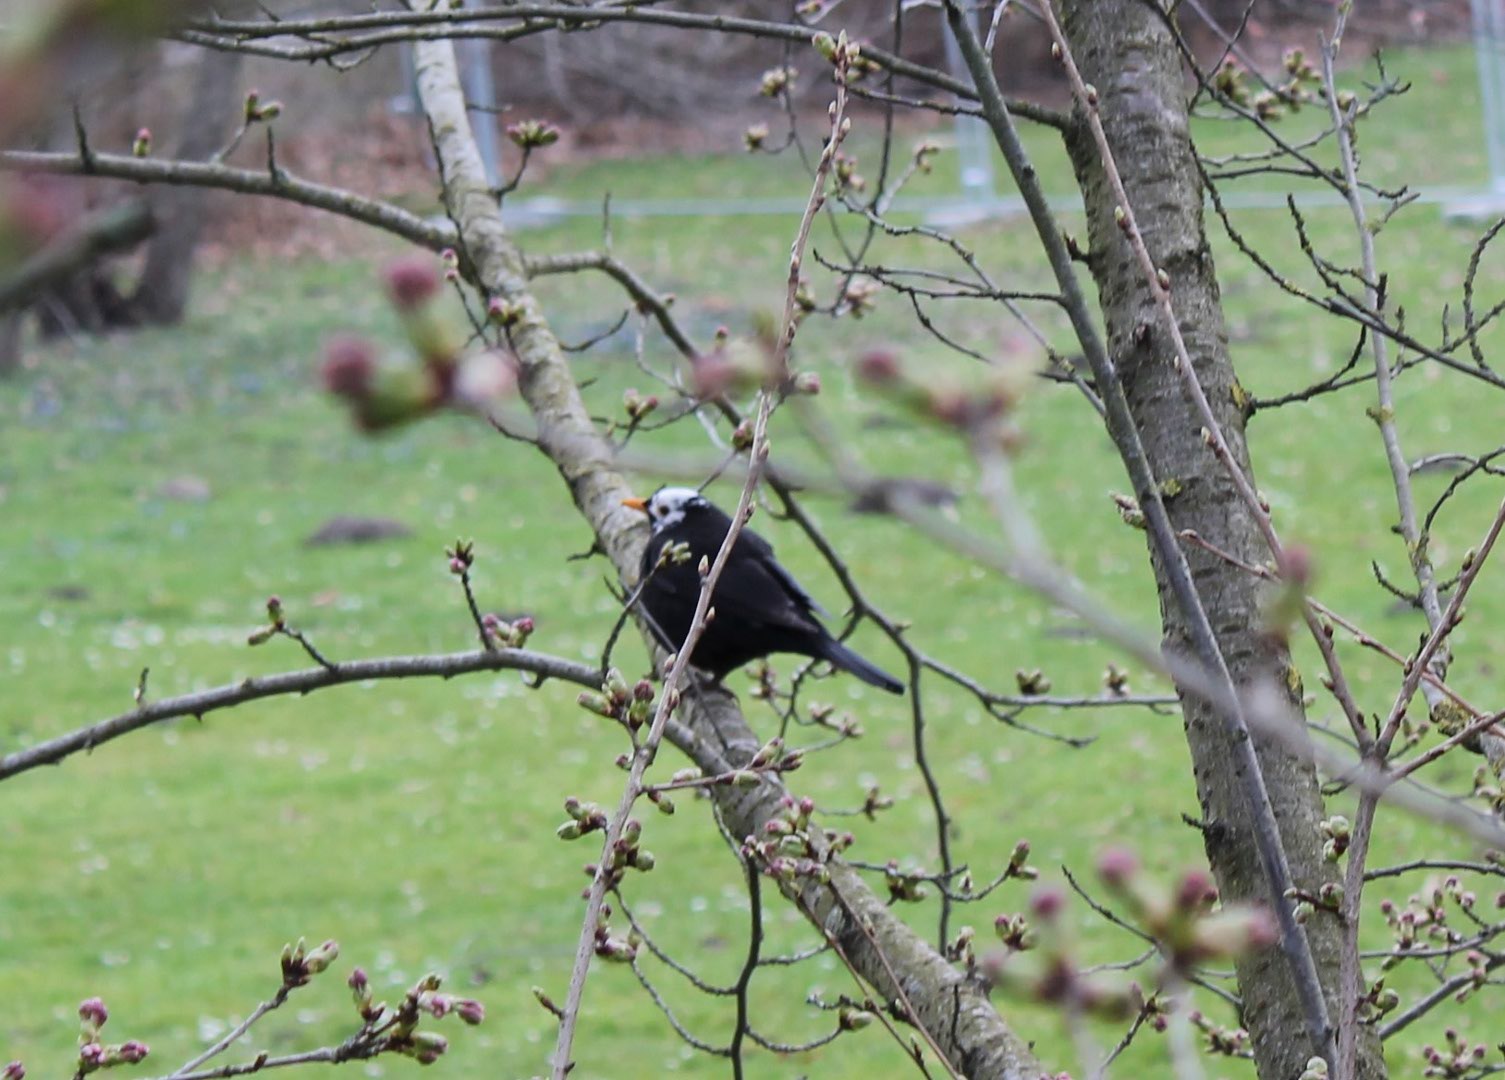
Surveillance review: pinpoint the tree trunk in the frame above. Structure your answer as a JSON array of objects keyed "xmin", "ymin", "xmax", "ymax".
[
  {"xmin": 0, "ymin": 312, "xmax": 20, "ymax": 376},
  {"xmin": 129, "ymin": 46, "xmax": 244, "ymax": 325},
  {"xmin": 409, "ymin": 30, "xmax": 1044, "ymax": 1080},
  {"xmin": 1054, "ymin": 3, "xmax": 1384, "ymax": 1077}
]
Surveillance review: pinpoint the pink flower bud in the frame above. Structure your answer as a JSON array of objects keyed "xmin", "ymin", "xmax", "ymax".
[
  {"xmin": 321, "ymin": 335, "xmax": 377, "ymax": 399},
  {"xmin": 455, "ymin": 998, "xmax": 485, "ymax": 1025},
  {"xmin": 78, "ymin": 1044, "xmax": 103, "ymax": 1068},
  {"xmin": 1030, "ymin": 885, "xmax": 1066, "ymax": 920},
  {"xmin": 4, "ymin": 1061, "xmax": 25, "ymax": 1080},
  {"xmin": 856, "ymin": 349, "xmax": 901, "ymax": 383},
  {"xmin": 348, "ymin": 967, "xmax": 368, "ymax": 992},
  {"xmin": 1097, "ymin": 846, "xmax": 1139, "ymax": 887},
  {"xmin": 382, "ymin": 255, "xmax": 441, "ymax": 312},
  {"xmin": 78, "ymin": 998, "xmax": 109, "ymax": 1027},
  {"xmin": 1175, "ymin": 869, "xmax": 1215, "ymax": 910},
  {"xmin": 117, "ymin": 1042, "xmax": 149, "ymax": 1064},
  {"xmin": 513, "ymin": 616, "xmax": 535, "ymax": 635},
  {"xmin": 1281, "ymin": 544, "xmax": 1314, "ymax": 588},
  {"xmin": 691, "ymin": 353, "xmax": 737, "ymax": 400}
]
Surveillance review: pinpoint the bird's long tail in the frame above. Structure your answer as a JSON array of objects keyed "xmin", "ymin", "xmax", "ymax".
[{"xmin": 817, "ymin": 637, "xmax": 905, "ymax": 695}]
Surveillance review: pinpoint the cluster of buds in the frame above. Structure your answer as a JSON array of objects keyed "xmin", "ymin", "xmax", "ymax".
[
  {"xmin": 281, "ymin": 937, "xmax": 340, "ymax": 988},
  {"xmin": 993, "ymin": 911, "xmax": 1036, "ymax": 952},
  {"xmin": 246, "ymin": 594, "xmax": 287, "ymax": 647},
  {"xmin": 1421, "ymin": 1029, "xmax": 1491, "ymax": 1078},
  {"xmin": 1377, "ymin": 876, "xmax": 1474, "ymax": 966},
  {"xmin": 1472, "ymin": 763, "xmax": 1505, "ymax": 813},
  {"xmin": 656, "ymin": 539, "xmax": 693, "ymax": 570},
  {"xmin": 1320, "ymin": 815, "xmax": 1351, "ymax": 862},
  {"xmin": 1015, "ymin": 669, "xmax": 1051, "ymax": 695},
  {"xmin": 622, "ymin": 387, "xmax": 659, "ymax": 423},
  {"xmin": 840, "ymin": 276, "xmax": 878, "ymax": 318},
  {"xmin": 75, "ymin": 998, "xmax": 148, "ymax": 1075},
  {"xmin": 577, "ymin": 669, "xmax": 659, "ymax": 730},
  {"xmin": 1187, "ymin": 1009, "xmax": 1250, "ymax": 1057},
  {"xmin": 1212, "ymin": 59, "xmax": 1251, "ymax": 106},
  {"xmin": 480, "ymin": 613, "xmax": 534, "ymax": 649},
  {"xmin": 805, "ymin": 701, "xmax": 863, "ymax": 738},
  {"xmin": 556, "ymin": 796, "xmax": 609, "ymax": 842},
  {"xmin": 833, "ymin": 152, "xmax": 865, "ymax": 194},
  {"xmin": 858, "ymin": 784, "xmax": 894, "ymax": 821},
  {"xmin": 853, "ymin": 347, "xmax": 1025, "ymax": 446},
  {"xmin": 758, "ymin": 66, "xmax": 796, "ymax": 98},
  {"xmin": 885, "ymin": 861, "xmax": 929, "ymax": 903},
  {"xmin": 742, "ymin": 794, "xmax": 850, "ymax": 887},
  {"xmin": 590, "ymin": 908, "xmax": 640, "ymax": 964},
  {"xmin": 1095, "ymin": 848, "xmax": 1277, "ymax": 972},
  {"xmin": 348, "ymin": 967, "xmax": 482, "ymax": 1032},
  {"xmin": 321, "ymin": 257, "xmax": 517, "ymax": 432},
  {"xmin": 1111, "ymin": 492, "xmax": 1146, "ymax": 531},
  {"xmin": 504, "ymin": 119, "xmax": 560, "ymax": 149},
  {"xmin": 946, "ymin": 924, "xmax": 978, "ymax": 968},
  {"xmin": 485, "ymin": 296, "xmax": 524, "ymax": 328},
  {"xmin": 1005, "ymin": 839, "xmax": 1040, "ymax": 882},
  {"xmin": 1355, "ymin": 977, "xmax": 1401, "ymax": 1024},
  {"xmin": 811, "ymin": 30, "xmax": 878, "ymax": 82},
  {"xmin": 688, "ymin": 335, "xmax": 775, "ymax": 400},
  {"xmin": 243, "ymin": 88, "xmax": 283, "ymax": 122},
  {"xmin": 581, "ymin": 815, "xmax": 657, "ymax": 887},
  {"xmin": 749, "ymin": 735, "xmax": 803, "ymax": 775},
  {"xmin": 373, "ymin": 973, "xmax": 483, "ymax": 1066},
  {"xmin": 446, "ymin": 540, "xmax": 474, "ymax": 577},
  {"xmin": 982, "ymin": 885, "xmax": 1138, "ymax": 1021}
]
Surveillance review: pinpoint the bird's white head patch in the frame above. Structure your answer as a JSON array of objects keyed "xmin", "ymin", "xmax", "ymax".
[{"xmin": 645, "ymin": 486, "xmax": 708, "ymax": 531}]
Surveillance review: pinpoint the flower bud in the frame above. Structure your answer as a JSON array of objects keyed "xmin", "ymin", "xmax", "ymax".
[
  {"xmin": 303, "ymin": 939, "xmax": 339, "ymax": 975},
  {"xmin": 2, "ymin": 1063, "xmax": 22, "ymax": 1080},
  {"xmin": 116, "ymin": 1042, "xmax": 149, "ymax": 1065},
  {"xmin": 455, "ymin": 998, "xmax": 485, "ymax": 1025},
  {"xmin": 79, "ymin": 998, "xmax": 109, "ymax": 1029},
  {"xmin": 838, "ymin": 1007, "xmax": 874, "ymax": 1031},
  {"xmin": 1030, "ymin": 885, "xmax": 1066, "ymax": 920},
  {"xmin": 382, "ymin": 255, "xmax": 441, "ymax": 312},
  {"xmin": 409, "ymin": 1031, "xmax": 448, "ymax": 1065},
  {"xmin": 1096, "ymin": 846, "xmax": 1138, "ymax": 887},
  {"xmin": 131, "ymin": 128, "xmax": 151, "ymax": 157}
]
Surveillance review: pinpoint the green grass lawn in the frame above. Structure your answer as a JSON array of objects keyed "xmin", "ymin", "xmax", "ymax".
[{"xmin": 6, "ymin": 41, "xmax": 1505, "ymax": 1080}]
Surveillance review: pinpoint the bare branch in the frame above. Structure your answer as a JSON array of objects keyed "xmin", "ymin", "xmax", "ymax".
[{"xmin": 0, "ymin": 648, "xmax": 598, "ymax": 783}]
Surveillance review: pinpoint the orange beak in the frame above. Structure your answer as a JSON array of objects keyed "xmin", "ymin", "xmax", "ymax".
[{"xmin": 621, "ymin": 496, "xmax": 649, "ymax": 513}]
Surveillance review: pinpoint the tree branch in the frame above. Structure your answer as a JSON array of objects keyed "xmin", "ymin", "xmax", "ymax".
[
  {"xmin": 0, "ymin": 648, "xmax": 598, "ymax": 783},
  {"xmin": 0, "ymin": 150, "xmax": 454, "ymax": 252}
]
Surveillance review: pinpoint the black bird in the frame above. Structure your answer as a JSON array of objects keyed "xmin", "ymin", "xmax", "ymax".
[{"xmin": 623, "ymin": 486, "xmax": 904, "ymax": 694}]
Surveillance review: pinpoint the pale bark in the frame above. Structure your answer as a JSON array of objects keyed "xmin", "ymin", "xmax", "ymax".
[{"xmin": 410, "ymin": 31, "xmax": 1042, "ymax": 1080}]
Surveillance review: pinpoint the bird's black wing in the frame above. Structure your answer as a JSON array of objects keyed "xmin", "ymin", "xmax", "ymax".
[
  {"xmin": 736, "ymin": 527, "xmax": 828, "ymax": 618},
  {"xmin": 648, "ymin": 531, "xmax": 822, "ymax": 635}
]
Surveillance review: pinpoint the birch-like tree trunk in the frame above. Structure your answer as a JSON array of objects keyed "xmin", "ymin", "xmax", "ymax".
[{"xmin": 409, "ymin": 31, "xmax": 1042, "ymax": 1080}]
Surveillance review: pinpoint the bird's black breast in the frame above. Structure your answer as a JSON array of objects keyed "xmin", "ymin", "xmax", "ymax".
[{"xmin": 636, "ymin": 506, "xmax": 824, "ymax": 677}]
